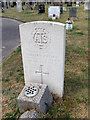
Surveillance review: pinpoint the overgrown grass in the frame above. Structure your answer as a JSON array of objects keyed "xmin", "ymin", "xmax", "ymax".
[{"xmin": 2, "ymin": 3, "xmax": 88, "ymax": 119}]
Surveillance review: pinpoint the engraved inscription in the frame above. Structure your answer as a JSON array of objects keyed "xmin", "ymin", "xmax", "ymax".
[
  {"xmin": 33, "ymin": 28, "xmax": 50, "ymax": 49},
  {"xmin": 35, "ymin": 65, "xmax": 49, "ymax": 84}
]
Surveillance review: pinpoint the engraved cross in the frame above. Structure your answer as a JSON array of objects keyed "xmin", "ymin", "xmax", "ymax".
[{"xmin": 35, "ymin": 65, "xmax": 49, "ymax": 84}]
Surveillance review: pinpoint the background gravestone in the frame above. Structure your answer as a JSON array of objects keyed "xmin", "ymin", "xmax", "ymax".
[
  {"xmin": 38, "ymin": 4, "xmax": 45, "ymax": 14},
  {"xmin": 84, "ymin": 2, "xmax": 90, "ymax": 11},
  {"xmin": 76, "ymin": 1, "xmax": 80, "ymax": 7},
  {"xmin": 17, "ymin": 0, "xmax": 22, "ymax": 12},
  {"xmin": 2, "ymin": 0, "xmax": 8, "ymax": 9},
  {"xmin": 69, "ymin": 7, "xmax": 77, "ymax": 17},
  {"xmin": 48, "ymin": 6, "xmax": 60, "ymax": 18},
  {"xmin": 19, "ymin": 21, "xmax": 66, "ymax": 97}
]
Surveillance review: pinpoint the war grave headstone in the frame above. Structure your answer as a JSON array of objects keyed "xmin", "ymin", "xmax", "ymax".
[
  {"xmin": 19, "ymin": 21, "xmax": 66, "ymax": 97},
  {"xmin": 38, "ymin": 4, "xmax": 45, "ymax": 14},
  {"xmin": 48, "ymin": 6, "xmax": 60, "ymax": 19},
  {"xmin": 69, "ymin": 7, "xmax": 77, "ymax": 17},
  {"xmin": 67, "ymin": 2, "xmax": 72, "ymax": 7}
]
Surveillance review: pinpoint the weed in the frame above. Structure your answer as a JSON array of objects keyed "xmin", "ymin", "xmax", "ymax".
[
  {"xmin": 10, "ymin": 95, "xmax": 17, "ymax": 100},
  {"xmin": 16, "ymin": 77, "xmax": 20, "ymax": 83},
  {"xmin": 59, "ymin": 114, "xmax": 74, "ymax": 119},
  {"xmin": 9, "ymin": 71, "xmax": 13, "ymax": 76},
  {"xmin": 3, "ymin": 78, "xmax": 10, "ymax": 82},
  {"xmin": 2, "ymin": 90, "xmax": 8, "ymax": 95},
  {"xmin": 13, "ymin": 46, "xmax": 21, "ymax": 54},
  {"xmin": 19, "ymin": 72, "xmax": 24, "ymax": 76},
  {"xmin": 24, "ymin": 11, "xmax": 34, "ymax": 14},
  {"xmin": 76, "ymin": 32, "xmax": 84, "ymax": 35},
  {"xmin": 81, "ymin": 67, "xmax": 88, "ymax": 73},
  {"xmin": 8, "ymin": 103, "xmax": 16, "ymax": 108},
  {"xmin": 73, "ymin": 26, "xmax": 80, "ymax": 30}
]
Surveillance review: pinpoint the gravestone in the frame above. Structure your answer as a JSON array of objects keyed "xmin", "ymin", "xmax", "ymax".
[
  {"xmin": 38, "ymin": 4, "xmax": 45, "ymax": 14},
  {"xmin": 69, "ymin": 7, "xmax": 77, "ymax": 17},
  {"xmin": 84, "ymin": 2, "xmax": 90, "ymax": 11},
  {"xmin": 19, "ymin": 21, "xmax": 66, "ymax": 97},
  {"xmin": 67, "ymin": 2, "xmax": 72, "ymax": 7},
  {"xmin": 17, "ymin": 0, "xmax": 22, "ymax": 12},
  {"xmin": 60, "ymin": 6, "xmax": 63, "ymax": 14},
  {"xmin": 10, "ymin": 0, "xmax": 14, "ymax": 7},
  {"xmin": 63, "ymin": 7, "xmax": 66, "ymax": 11},
  {"xmin": 60, "ymin": 4, "xmax": 63, "ymax": 14},
  {"xmin": 48, "ymin": 6, "xmax": 60, "ymax": 19},
  {"xmin": 3, "ymin": 0, "xmax": 8, "ymax": 9},
  {"xmin": 76, "ymin": 1, "xmax": 80, "ymax": 7}
]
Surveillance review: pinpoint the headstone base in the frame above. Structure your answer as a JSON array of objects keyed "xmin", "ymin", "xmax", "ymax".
[{"xmin": 17, "ymin": 82, "xmax": 53, "ymax": 113}]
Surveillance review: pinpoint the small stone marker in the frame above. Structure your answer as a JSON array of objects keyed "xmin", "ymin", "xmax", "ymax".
[
  {"xmin": 19, "ymin": 21, "xmax": 66, "ymax": 97},
  {"xmin": 48, "ymin": 6, "xmax": 60, "ymax": 19},
  {"xmin": 17, "ymin": 0, "xmax": 22, "ymax": 12},
  {"xmin": 69, "ymin": 7, "xmax": 77, "ymax": 17},
  {"xmin": 17, "ymin": 83, "xmax": 53, "ymax": 113},
  {"xmin": 19, "ymin": 110, "xmax": 41, "ymax": 119}
]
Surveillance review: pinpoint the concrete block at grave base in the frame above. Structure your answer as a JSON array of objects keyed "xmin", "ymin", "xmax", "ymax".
[
  {"xmin": 19, "ymin": 110, "xmax": 41, "ymax": 119},
  {"xmin": 17, "ymin": 82, "xmax": 53, "ymax": 113}
]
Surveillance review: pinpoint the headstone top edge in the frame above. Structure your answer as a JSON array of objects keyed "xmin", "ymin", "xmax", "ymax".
[{"xmin": 19, "ymin": 21, "xmax": 66, "ymax": 27}]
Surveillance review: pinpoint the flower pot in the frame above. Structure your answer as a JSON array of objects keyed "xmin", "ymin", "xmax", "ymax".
[{"xmin": 66, "ymin": 23, "xmax": 73, "ymax": 30}]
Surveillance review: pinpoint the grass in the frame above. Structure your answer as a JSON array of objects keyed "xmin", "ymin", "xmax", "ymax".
[{"xmin": 2, "ymin": 3, "xmax": 88, "ymax": 119}]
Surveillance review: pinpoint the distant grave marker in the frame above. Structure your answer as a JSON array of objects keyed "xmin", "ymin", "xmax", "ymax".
[
  {"xmin": 69, "ymin": 7, "xmax": 77, "ymax": 17},
  {"xmin": 38, "ymin": 4, "xmax": 45, "ymax": 14},
  {"xmin": 48, "ymin": 6, "xmax": 60, "ymax": 19}
]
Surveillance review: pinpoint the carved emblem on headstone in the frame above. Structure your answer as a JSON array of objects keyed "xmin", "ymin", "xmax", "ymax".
[{"xmin": 33, "ymin": 28, "xmax": 50, "ymax": 49}]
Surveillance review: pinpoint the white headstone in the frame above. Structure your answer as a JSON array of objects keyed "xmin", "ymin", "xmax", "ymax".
[
  {"xmin": 84, "ymin": 2, "xmax": 90, "ymax": 10},
  {"xmin": 48, "ymin": 6, "xmax": 60, "ymax": 19},
  {"xmin": 17, "ymin": 0, "xmax": 22, "ymax": 12},
  {"xmin": 19, "ymin": 21, "xmax": 66, "ymax": 97},
  {"xmin": 76, "ymin": 1, "xmax": 80, "ymax": 7}
]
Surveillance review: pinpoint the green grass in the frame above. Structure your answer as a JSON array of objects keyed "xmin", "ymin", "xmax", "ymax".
[{"xmin": 2, "ymin": 3, "xmax": 88, "ymax": 119}]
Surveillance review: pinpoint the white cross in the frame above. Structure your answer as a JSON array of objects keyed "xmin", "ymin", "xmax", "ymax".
[{"xmin": 35, "ymin": 65, "xmax": 49, "ymax": 84}]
